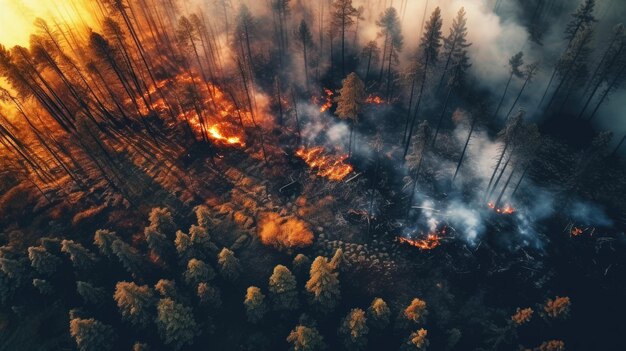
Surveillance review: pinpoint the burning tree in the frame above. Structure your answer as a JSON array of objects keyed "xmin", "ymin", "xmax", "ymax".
[{"xmin": 335, "ymin": 72, "xmax": 366, "ymax": 157}]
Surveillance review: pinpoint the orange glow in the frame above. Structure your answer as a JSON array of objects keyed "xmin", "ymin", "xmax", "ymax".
[
  {"xmin": 488, "ymin": 202, "xmax": 515, "ymax": 215},
  {"xmin": 0, "ymin": 0, "xmax": 96, "ymax": 47},
  {"xmin": 314, "ymin": 88, "xmax": 334, "ymax": 112},
  {"xmin": 207, "ymin": 123, "xmax": 245, "ymax": 147},
  {"xmin": 147, "ymin": 72, "xmax": 249, "ymax": 148},
  {"xmin": 398, "ymin": 234, "xmax": 441, "ymax": 250},
  {"xmin": 365, "ymin": 94, "xmax": 385, "ymax": 104},
  {"xmin": 296, "ymin": 146, "xmax": 353, "ymax": 181},
  {"xmin": 570, "ymin": 227, "xmax": 583, "ymax": 236}
]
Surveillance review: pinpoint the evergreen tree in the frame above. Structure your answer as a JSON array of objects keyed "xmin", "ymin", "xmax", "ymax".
[
  {"xmin": 93, "ymin": 229, "xmax": 121, "ymax": 258},
  {"xmin": 493, "ymin": 52, "xmax": 524, "ymax": 119},
  {"xmin": 404, "ymin": 7, "xmax": 443, "ymax": 159},
  {"xmin": 114, "ymin": 281, "xmax": 156, "ymax": 329},
  {"xmin": 287, "ymin": 325, "xmax": 326, "ymax": 351},
  {"xmin": 32, "ymin": 278, "xmax": 54, "ymax": 295},
  {"xmin": 579, "ymin": 24, "xmax": 626, "ymax": 119},
  {"xmin": 305, "ymin": 256, "xmax": 340, "ymax": 312},
  {"xmin": 339, "ymin": 308, "xmax": 369, "ymax": 350},
  {"xmin": 244, "ymin": 286, "xmax": 267, "ymax": 323},
  {"xmin": 437, "ymin": 7, "xmax": 471, "ymax": 92},
  {"xmin": 330, "ymin": 248, "xmax": 344, "ymax": 270},
  {"xmin": 361, "ymin": 40, "xmax": 380, "ymax": 80},
  {"xmin": 155, "ymin": 298, "xmax": 198, "ymax": 350},
  {"xmin": 539, "ymin": 0, "xmax": 597, "ymax": 106},
  {"xmin": 295, "ymin": 20, "xmax": 314, "ymax": 90},
  {"xmin": 0, "ymin": 257, "xmax": 26, "ymax": 287},
  {"xmin": 189, "ymin": 224, "xmax": 218, "ymax": 257},
  {"xmin": 197, "ymin": 282, "xmax": 222, "ymax": 308},
  {"xmin": 217, "ymin": 248, "xmax": 241, "ymax": 281},
  {"xmin": 547, "ymin": 26, "xmax": 594, "ymax": 109},
  {"xmin": 565, "ymin": 0, "xmax": 597, "ymax": 42},
  {"xmin": 332, "ymin": 0, "xmax": 359, "ymax": 75},
  {"xmin": 69, "ymin": 317, "xmax": 116, "ymax": 351},
  {"xmin": 175, "ymin": 230, "xmax": 193, "ymax": 263},
  {"xmin": 505, "ymin": 62, "xmax": 540, "ymax": 121},
  {"xmin": 367, "ymin": 297, "xmax": 391, "ymax": 329},
  {"xmin": 404, "ymin": 298, "xmax": 428, "ymax": 324},
  {"xmin": 184, "ymin": 258, "xmax": 215, "ymax": 286},
  {"xmin": 111, "ymin": 239, "xmax": 143, "ymax": 276},
  {"xmin": 27, "ymin": 245, "xmax": 61, "ymax": 276},
  {"xmin": 376, "ymin": 7, "xmax": 404, "ymax": 98},
  {"xmin": 154, "ymin": 279, "xmax": 179, "ymax": 299},
  {"xmin": 77, "ymin": 281, "xmax": 107, "ymax": 306},
  {"xmin": 401, "ymin": 329, "xmax": 429, "ymax": 350},
  {"xmin": 292, "ymin": 253, "xmax": 311, "ymax": 275},
  {"xmin": 144, "ymin": 207, "xmax": 176, "ymax": 257},
  {"xmin": 61, "ymin": 240, "xmax": 98, "ymax": 270},
  {"xmin": 269, "ymin": 264, "xmax": 299, "ymax": 311},
  {"xmin": 194, "ymin": 205, "xmax": 213, "ymax": 229},
  {"xmin": 335, "ymin": 72, "xmax": 366, "ymax": 157}
]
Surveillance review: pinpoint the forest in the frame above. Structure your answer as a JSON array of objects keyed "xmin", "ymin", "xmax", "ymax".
[{"xmin": 0, "ymin": 0, "xmax": 624, "ymax": 350}]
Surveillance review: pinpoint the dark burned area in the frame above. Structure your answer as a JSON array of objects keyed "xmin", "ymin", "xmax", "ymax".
[{"xmin": 0, "ymin": 0, "xmax": 626, "ymax": 351}]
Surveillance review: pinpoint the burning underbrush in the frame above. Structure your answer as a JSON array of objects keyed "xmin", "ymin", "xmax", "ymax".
[
  {"xmin": 313, "ymin": 88, "xmax": 334, "ymax": 113},
  {"xmin": 487, "ymin": 202, "xmax": 516, "ymax": 215},
  {"xmin": 146, "ymin": 72, "xmax": 276, "ymax": 149},
  {"xmin": 258, "ymin": 212, "xmax": 314, "ymax": 252},
  {"xmin": 397, "ymin": 225, "xmax": 448, "ymax": 251},
  {"xmin": 296, "ymin": 146, "xmax": 353, "ymax": 181}
]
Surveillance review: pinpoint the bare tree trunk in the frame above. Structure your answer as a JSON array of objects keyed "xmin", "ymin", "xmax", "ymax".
[
  {"xmin": 432, "ymin": 85, "xmax": 453, "ymax": 147},
  {"xmin": 452, "ymin": 112, "xmax": 477, "ymax": 182},
  {"xmin": 484, "ymin": 141, "xmax": 509, "ymax": 202},
  {"xmin": 403, "ymin": 57, "xmax": 430, "ymax": 160},
  {"xmin": 493, "ymin": 72, "xmax": 513, "ymax": 119}
]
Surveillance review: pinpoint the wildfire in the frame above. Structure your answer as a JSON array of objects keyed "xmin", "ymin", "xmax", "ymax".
[
  {"xmin": 295, "ymin": 146, "xmax": 353, "ymax": 181},
  {"xmin": 316, "ymin": 88, "xmax": 334, "ymax": 113},
  {"xmin": 398, "ymin": 225, "xmax": 447, "ymax": 251},
  {"xmin": 398, "ymin": 234, "xmax": 441, "ymax": 250},
  {"xmin": 160, "ymin": 73, "xmax": 249, "ymax": 148},
  {"xmin": 488, "ymin": 202, "xmax": 516, "ymax": 215},
  {"xmin": 207, "ymin": 122, "xmax": 246, "ymax": 148},
  {"xmin": 365, "ymin": 94, "xmax": 385, "ymax": 105}
]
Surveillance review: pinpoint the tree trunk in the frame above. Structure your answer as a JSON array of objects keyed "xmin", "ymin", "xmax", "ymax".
[
  {"xmin": 432, "ymin": 85, "xmax": 453, "ymax": 147},
  {"xmin": 504, "ymin": 75, "xmax": 530, "ymax": 121},
  {"xmin": 403, "ymin": 57, "xmax": 430, "ymax": 160},
  {"xmin": 588, "ymin": 63, "xmax": 626, "ymax": 120},
  {"xmin": 495, "ymin": 166, "xmax": 516, "ymax": 207},
  {"xmin": 452, "ymin": 112, "xmax": 477, "ymax": 182},
  {"xmin": 403, "ymin": 75, "xmax": 418, "ymax": 145},
  {"xmin": 511, "ymin": 165, "xmax": 529, "ymax": 197},
  {"xmin": 494, "ymin": 73, "xmax": 513, "ymax": 119},
  {"xmin": 484, "ymin": 141, "xmax": 509, "ymax": 202}
]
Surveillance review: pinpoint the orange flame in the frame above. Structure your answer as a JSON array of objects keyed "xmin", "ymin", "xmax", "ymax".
[
  {"xmin": 398, "ymin": 234, "xmax": 441, "ymax": 250},
  {"xmin": 571, "ymin": 227, "xmax": 583, "ymax": 236},
  {"xmin": 365, "ymin": 94, "xmax": 385, "ymax": 104},
  {"xmin": 207, "ymin": 123, "xmax": 245, "ymax": 147},
  {"xmin": 488, "ymin": 202, "xmax": 515, "ymax": 215},
  {"xmin": 317, "ymin": 88, "xmax": 334, "ymax": 112},
  {"xmin": 295, "ymin": 146, "xmax": 353, "ymax": 181}
]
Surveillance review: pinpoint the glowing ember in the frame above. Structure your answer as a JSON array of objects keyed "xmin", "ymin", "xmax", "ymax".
[
  {"xmin": 207, "ymin": 123, "xmax": 246, "ymax": 147},
  {"xmin": 488, "ymin": 202, "xmax": 516, "ymax": 215},
  {"xmin": 398, "ymin": 234, "xmax": 441, "ymax": 250},
  {"xmin": 571, "ymin": 227, "xmax": 583, "ymax": 236},
  {"xmin": 295, "ymin": 146, "xmax": 353, "ymax": 181},
  {"xmin": 317, "ymin": 88, "xmax": 334, "ymax": 112},
  {"xmin": 160, "ymin": 73, "xmax": 249, "ymax": 148},
  {"xmin": 365, "ymin": 94, "xmax": 385, "ymax": 104}
]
